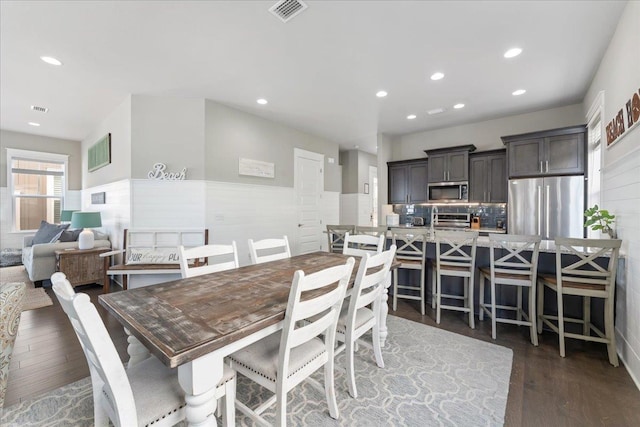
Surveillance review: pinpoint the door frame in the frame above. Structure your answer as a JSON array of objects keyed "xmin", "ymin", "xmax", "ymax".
[{"xmin": 294, "ymin": 148, "xmax": 324, "ymax": 254}]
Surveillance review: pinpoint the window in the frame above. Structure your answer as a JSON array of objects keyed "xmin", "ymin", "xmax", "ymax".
[
  {"xmin": 7, "ymin": 149, "xmax": 68, "ymax": 231},
  {"xmin": 586, "ymin": 91, "xmax": 604, "ymax": 238}
]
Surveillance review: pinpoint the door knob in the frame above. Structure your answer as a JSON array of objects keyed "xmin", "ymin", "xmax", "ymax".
[{"xmin": 298, "ymin": 223, "xmax": 303, "ymax": 227}]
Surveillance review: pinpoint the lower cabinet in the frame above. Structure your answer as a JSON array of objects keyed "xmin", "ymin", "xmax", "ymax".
[{"xmin": 469, "ymin": 151, "xmax": 506, "ymax": 203}]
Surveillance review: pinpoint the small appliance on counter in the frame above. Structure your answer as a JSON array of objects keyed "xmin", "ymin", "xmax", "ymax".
[
  {"xmin": 412, "ymin": 217, "xmax": 425, "ymax": 226},
  {"xmin": 432, "ymin": 212, "xmax": 471, "ymax": 230},
  {"xmin": 386, "ymin": 213, "xmax": 399, "ymax": 226},
  {"xmin": 496, "ymin": 219, "xmax": 505, "ymax": 230}
]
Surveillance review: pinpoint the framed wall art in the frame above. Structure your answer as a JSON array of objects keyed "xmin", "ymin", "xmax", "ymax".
[{"xmin": 88, "ymin": 133, "xmax": 111, "ymax": 172}]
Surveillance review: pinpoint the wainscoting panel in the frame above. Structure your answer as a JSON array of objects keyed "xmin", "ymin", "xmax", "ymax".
[
  {"xmin": 206, "ymin": 181, "xmax": 297, "ymax": 266},
  {"xmin": 603, "ymin": 148, "xmax": 640, "ymax": 387},
  {"xmin": 0, "ymin": 187, "xmax": 22, "ymax": 251},
  {"xmin": 131, "ymin": 180, "xmax": 206, "ymax": 229}
]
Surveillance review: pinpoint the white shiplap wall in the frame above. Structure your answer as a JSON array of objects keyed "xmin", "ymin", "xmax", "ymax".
[{"xmin": 603, "ymin": 147, "xmax": 640, "ymax": 386}]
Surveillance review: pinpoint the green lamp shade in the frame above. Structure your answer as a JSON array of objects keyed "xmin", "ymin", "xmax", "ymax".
[
  {"xmin": 60, "ymin": 210, "xmax": 78, "ymax": 222},
  {"xmin": 70, "ymin": 212, "xmax": 102, "ymax": 229}
]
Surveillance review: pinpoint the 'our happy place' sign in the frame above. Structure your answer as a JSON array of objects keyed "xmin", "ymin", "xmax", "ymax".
[{"xmin": 605, "ymin": 87, "xmax": 640, "ymax": 147}]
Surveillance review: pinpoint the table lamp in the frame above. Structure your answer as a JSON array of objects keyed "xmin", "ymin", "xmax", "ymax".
[
  {"xmin": 60, "ymin": 209, "xmax": 78, "ymax": 223},
  {"xmin": 70, "ymin": 212, "xmax": 102, "ymax": 250}
]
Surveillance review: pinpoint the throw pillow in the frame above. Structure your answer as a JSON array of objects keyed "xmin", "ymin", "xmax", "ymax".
[
  {"xmin": 32, "ymin": 221, "xmax": 69, "ymax": 244},
  {"xmin": 59, "ymin": 229, "xmax": 82, "ymax": 242}
]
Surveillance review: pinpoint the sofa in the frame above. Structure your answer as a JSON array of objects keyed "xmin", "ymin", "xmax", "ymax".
[{"xmin": 22, "ymin": 231, "xmax": 110, "ymax": 285}]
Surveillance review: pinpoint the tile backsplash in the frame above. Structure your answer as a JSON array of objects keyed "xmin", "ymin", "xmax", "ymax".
[{"xmin": 393, "ymin": 203, "xmax": 507, "ymax": 229}]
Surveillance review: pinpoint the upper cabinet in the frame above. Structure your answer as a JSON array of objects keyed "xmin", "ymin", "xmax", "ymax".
[
  {"xmin": 424, "ymin": 145, "xmax": 475, "ymax": 183},
  {"xmin": 502, "ymin": 125, "xmax": 586, "ymax": 178},
  {"xmin": 388, "ymin": 160, "xmax": 428, "ymax": 204},
  {"xmin": 469, "ymin": 150, "xmax": 507, "ymax": 203}
]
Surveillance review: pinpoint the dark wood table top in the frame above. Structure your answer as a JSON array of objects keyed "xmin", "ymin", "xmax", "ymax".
[{"xmin": 99, "ymin": 251, "xmax": 362, "ymax": 368}]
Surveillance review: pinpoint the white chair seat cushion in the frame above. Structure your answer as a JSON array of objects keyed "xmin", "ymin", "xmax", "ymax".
[
  {"xmin": 336, "ymin": 306, "xmax": 374, "ymax": 334},
  {"xmin": 111, "ymin": 356, "xmax": 235, "ymax": 427},
  {"xmin": 230, "ymin": 332, "xmax": 326, "ymax": 382}
]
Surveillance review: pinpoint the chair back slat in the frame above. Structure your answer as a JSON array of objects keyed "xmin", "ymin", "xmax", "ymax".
[
  {"xmin": 178, "ymin": 242, "xmax": 239, "ymax": 278},
  {"xmin": 51, "ymin": 273, "xmax": 137, "ymax": 426},
  {"xmin": 326, "ymin": 225, "xmax": 355, "ymax": 253},
  {"xmin": 554, "ymin": 237, "xmax": 621, "ymax": 290},
  {"xmin": 248, "ymin": 236, "xmax": 291, "ymax": 264},
  {"xmin": 355, "ymin": 226, "xmax": 388, "ymax": 237},
  {"xmin": 350, "ymin": 246, "xmax": 396, "ymax": 312},
  {"xmin": 343, "ymin": 232, "xmax": 385, "ymax": 257},
  {"xmin": 391, "ymin": 229, "xmax": 429, "ymax": 263},
  {"xmin": 489, "ymin": 234, "xmax": 541, "ymax": 283},
  {"xmin": 279, "ymin": 258, "xmax": 354, "ymax": 369}
]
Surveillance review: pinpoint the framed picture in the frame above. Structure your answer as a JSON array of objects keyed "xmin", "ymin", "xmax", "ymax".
[
  {"xmin": 88, "ymin": 133, "xmax": 111, "ymax": 172},
  {"xmin": 364, "ymin": 183, "xmax": 369, "ymax": 194}
]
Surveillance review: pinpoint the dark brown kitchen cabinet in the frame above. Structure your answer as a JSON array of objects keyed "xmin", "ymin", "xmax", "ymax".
[
  {"xmin": 469, "ymin": 150, "xmax": 507, "ymax": 203},
  {"xmin": 502, "ymin": 125, "xmax": 586, "ymax": 178},
  {"xmin": 388, "ymin": 160, "xmax": 428, "ymax": 204},
  {"xmin": 424, "ymin": 145, "xmax": 475, "ymax": 183}
]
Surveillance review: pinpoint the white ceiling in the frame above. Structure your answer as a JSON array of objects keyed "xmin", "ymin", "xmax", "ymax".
[{"xmin": 0, "ymin": 1, "xmax": 627, "ymax": 153}]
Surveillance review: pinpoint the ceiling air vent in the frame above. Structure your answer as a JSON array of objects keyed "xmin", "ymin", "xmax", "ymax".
[
  {"xmin": 269, "ymin": 0, "xmax": 307, "ymax": 23},
  {"xmin": 30, "ymin": 105, "xmax": 49, "ymax": 113}
]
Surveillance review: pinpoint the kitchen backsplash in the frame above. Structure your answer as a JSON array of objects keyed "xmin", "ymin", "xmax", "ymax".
[{"xmin": 393, "ymin": 203, "xmax": 507, "ymax": 229}]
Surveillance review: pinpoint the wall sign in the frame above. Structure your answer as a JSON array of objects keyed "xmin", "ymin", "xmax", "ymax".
[
  {"xmin": 239, "ymin": 158, "xmax": 275, "ymax": 178},
  {"xmin": 605, "ymin": 87, "xmax": 640, "ymax": 148},
  {"xmin": 91, "ymin": 192, "xmax": 106, "ymax": 204},
  {"xmin": 147, "ymin": 163, "xmax": 187, "ymax": 180}
]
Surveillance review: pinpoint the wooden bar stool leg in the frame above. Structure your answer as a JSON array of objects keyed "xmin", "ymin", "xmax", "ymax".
[
  {"xmin": 436, "ymin": 272, "xmax": 442, "ymax": 325},
  {"xmin": 431, "ymin": 266, "xmax": 436, "ymax": 309},
  {"xmin": 392, "ymin": 269, "xmax": 398, "ymax": 311},
  {"xmin": 490, "ymin": 280, "xmax": 497, "ymax": 339},
  {"xmin": 517, "ymin": 287, "xmax": 523, "ymax": 322},
  {"xmin": 604, "ymin": 295, "xmax": 619, "ymax": 366},
  {"xmin": 420, "ymin": 269, "xmax": 425, "ymax": 315},
  {"xmin": 529, "ymin": 285, "xmax": 538, "ymax": 346},
  {"xmin": 468, "ymin": 276, "xmax": 475, "ymax": 329},
  {"xmin": 557, "ymin": 288, "xmax": 566, "ymax": 358}
]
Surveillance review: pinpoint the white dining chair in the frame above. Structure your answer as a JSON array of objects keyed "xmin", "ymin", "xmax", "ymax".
[
  {"xmin": 537, "ymin": 237, "xmax": 622, "ymax": 366},
  {"xmin": 51, "ymin": 272, "xmax": 237, "ymax": 427},
  {"xmin": 342, "ymin": 232, "xmax": 385, "ymax": 257},
  {"xmin": 229, "ymin": 257, "xmax": 355, "ymax": 426},
  {"xmin": 248, "ymin": 236, "xmax": 291, "ymax": 264},
  {"xmin": 478, "ymin": 234, "xmax": 541, "ymax": 344},
  {"xmin": 335, "ymin": 245, "xmax": 396, "ymax": 398},
  {"xmin": 432, "ymin": 230, "xmax": 479, "ymax": 328},
  {"xmin": 178, "ymin": 242, "xmax": 239, "ymax": 278}
]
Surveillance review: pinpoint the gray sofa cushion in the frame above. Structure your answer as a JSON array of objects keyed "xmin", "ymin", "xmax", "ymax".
[
  {"xmin": 32, "ymin": 221, "xmax": 69, "ymax": 244},
  {"xmin": 59, "ymin": 229, "xmax": 82, "ymax": 242}
]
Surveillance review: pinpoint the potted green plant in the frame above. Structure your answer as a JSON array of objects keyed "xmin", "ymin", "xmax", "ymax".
[{"xmin": 584, "ymin": 204, "xmax": 617, "ymax": 238}]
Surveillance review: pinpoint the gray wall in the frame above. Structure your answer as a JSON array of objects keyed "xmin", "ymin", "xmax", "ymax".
[
  {"xmin": 392, "ymin": 103, "xmax": 585, "ymax": 161},
  {"xmin": 205, "ymin": 101, "xmax": 341, "ymax": 192},
  {"xmin": 131, "ymin": 95, "xmax": 206, "ymax": 180},
  {"xmin": 340, "ymin": 149, "xmax": 377, "ymax": 194},
  {"xmin": 0, "ymin": 129, "xmax": 82, "ymax": 189},
  {"xmin": 82, "ymin": 96, "xmax": 132, "ymax": 188}
]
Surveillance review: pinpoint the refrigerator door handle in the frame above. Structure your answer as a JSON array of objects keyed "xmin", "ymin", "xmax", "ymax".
[
  {"xmin": 537, "ymin": 185, "xmax": 542, "ymax": 235},
  {"xmin": 545, "ymin": 184, "xmax": 550, "ymax": 239}
]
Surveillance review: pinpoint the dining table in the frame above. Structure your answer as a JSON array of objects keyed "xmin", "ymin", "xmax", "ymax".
[{"xmin": 99, "ymin": 251, "xmax": 394, "ymax": 426}]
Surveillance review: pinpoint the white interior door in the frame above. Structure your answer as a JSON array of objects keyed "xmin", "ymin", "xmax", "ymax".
[
  {"xmin": 294, "ymin": 148, "xmax": 324, "ymax": 254},
  {"xmin": 369, "ymin": 165, "xmax": 378, "ymax": 226}
]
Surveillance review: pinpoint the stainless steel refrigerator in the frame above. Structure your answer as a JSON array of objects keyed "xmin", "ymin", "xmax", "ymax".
[{"xmin": 508, "ymin": 176, "xmax": 584, "ymax": 239}]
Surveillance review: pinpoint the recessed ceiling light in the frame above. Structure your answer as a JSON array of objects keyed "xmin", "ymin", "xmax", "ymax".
[
  {"xmin": 504, "ymin": 48, "xmax": 522, "ymax": 58},
  {"xmin": 376, "ymin": 91, "xmax": 388, "ymax": 98},
  {"xmin": 40, "ymin": 56, "xmax": 63, "ymax": 66},
  {"xmin": 430, "ymin": 72, "xmax": 445, "ymax": 81},
  {"xmin": 256, "ymin": 98, "xmax": 268, "ymax": 105},
  {"xmin": 427, "ymin": 108, "xmax": 445, "ymax": 115},
  {"xmin": 407, "ymin": 114, "xmax": 417, "ymax": 120},
  {"xmin": 28, "ymin": 122, "xmax": 41, "ymax": 127},
  {"xmin": 512, "ymin": 89, "xmax": 527, "ymax": 96},
  {"xmin": 354, "ymin": 145, "xmax": 360, "ymax": 149},
  {"xmin": 453, "ymin": 103, "xmax": 465, "ymax": 109}
]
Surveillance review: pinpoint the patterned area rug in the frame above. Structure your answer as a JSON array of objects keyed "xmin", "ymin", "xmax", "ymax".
[
  {"xmin": 0, "ymin": 316, "xmax": 513, "ymax": 426},
  {"xmin": 0, "ymin": 266, "xmax": 52, "ymax": 311}
]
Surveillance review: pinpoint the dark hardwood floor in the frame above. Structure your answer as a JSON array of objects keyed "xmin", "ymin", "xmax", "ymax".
[{"xmin": 4, "ymin": 282, "xmax": 640, "ymax": 426}]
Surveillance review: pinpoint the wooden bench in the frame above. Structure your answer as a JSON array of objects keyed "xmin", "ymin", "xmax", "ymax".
[{"xmin": 100, "ymin": 228, "xmax": 208, "ymax": 292}]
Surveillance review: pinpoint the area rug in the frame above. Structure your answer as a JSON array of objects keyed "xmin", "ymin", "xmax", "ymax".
[
  {"xmin": 0, "ymin": 316, "xmax": 513, "ymax": 426},
  {"xmin": 0, "ymin": 266, "xmax": 53, "ymax": 311}
]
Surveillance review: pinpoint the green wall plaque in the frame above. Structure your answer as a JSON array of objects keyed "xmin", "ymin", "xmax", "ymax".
[{"xmin": 88, "ymin": 133, "xmax": 111, "ymax": 172}]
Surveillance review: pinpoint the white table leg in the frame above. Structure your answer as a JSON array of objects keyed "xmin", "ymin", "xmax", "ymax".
[
  {"xmin": 178, "ymin": 351, "xmax": 223, "ymax": 427},
  {"xmin": 378, "ymin": 272, "xmax": 391, "ymax": 347},
  {"xmin": 124, "ymin": 328, "xmax": 150, "ymax": 368}
]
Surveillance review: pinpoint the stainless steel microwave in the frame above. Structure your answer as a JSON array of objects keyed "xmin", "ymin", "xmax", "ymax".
[{"xmin": 428, "ymin": 181, "xmax": 469, "ymax": 202}]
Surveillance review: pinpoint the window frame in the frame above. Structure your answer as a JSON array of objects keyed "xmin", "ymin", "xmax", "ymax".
[
  {"xmin": 585, "ymin": 91, "xmax": 605, "ymax": 238},
  {"xmin": 6, "ymin": 148, "xmax": 69, "ymax": 232}
]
